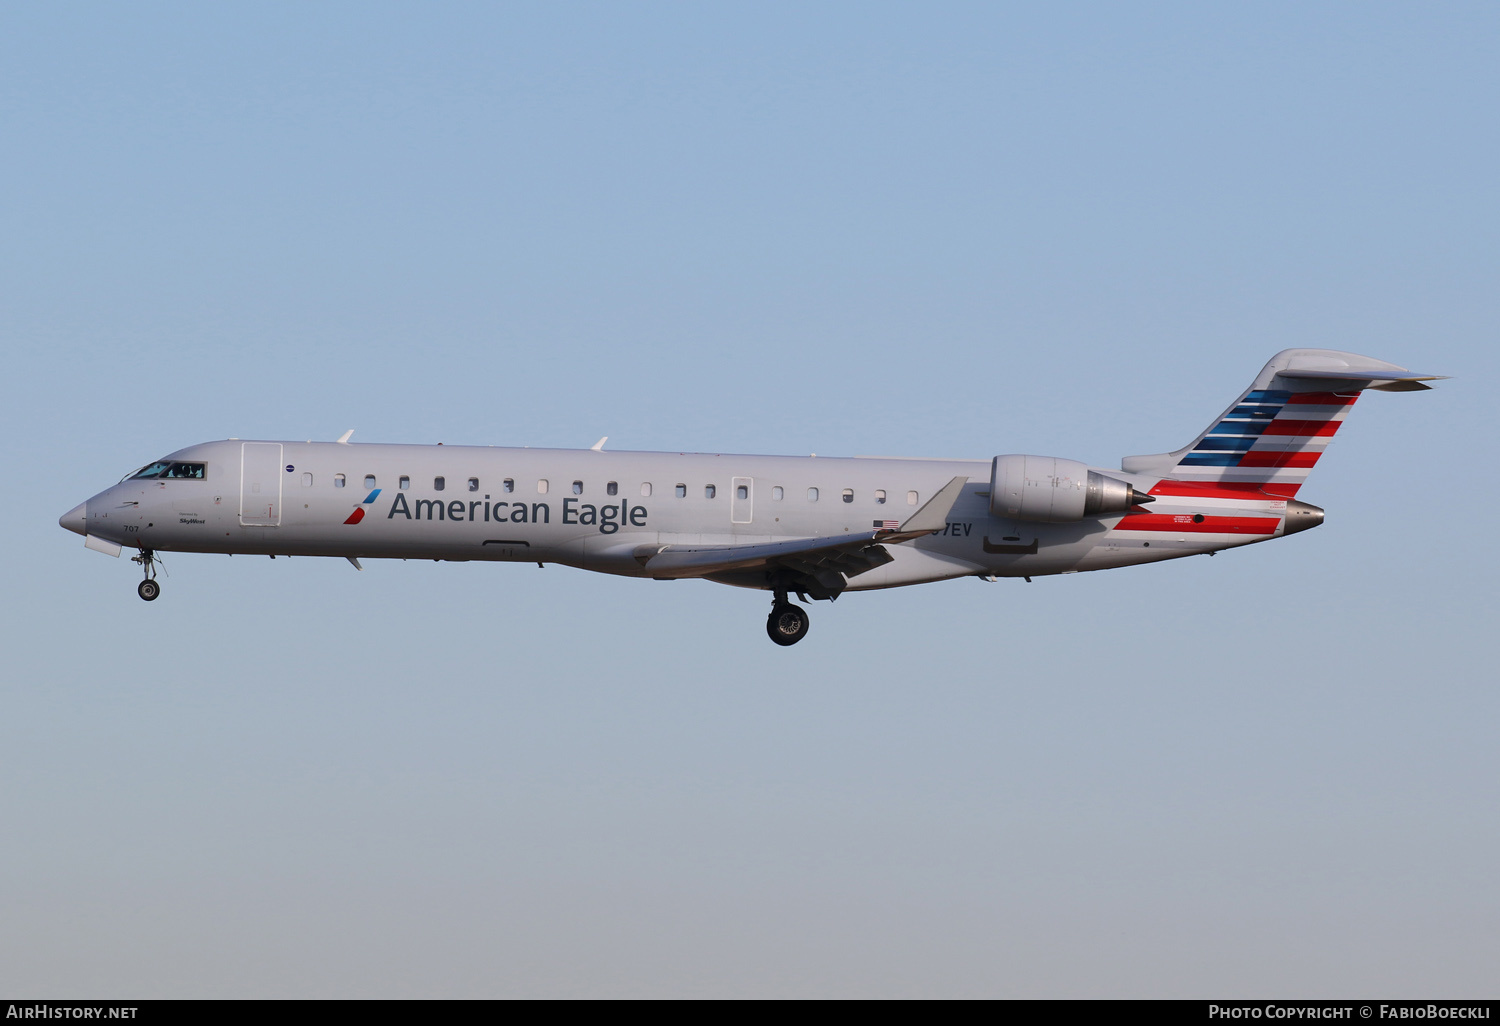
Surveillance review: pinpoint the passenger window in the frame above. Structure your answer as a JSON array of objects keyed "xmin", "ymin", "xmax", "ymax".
[
  {"xmin": 875, "ymin": 489, "xmax": 886, "ymax": 504},
  {"xmin": 302, "ymin": 473, "xmax": 313, "ymax": 487},
  {"xmin": 808, "ymin": 487, "xmax": 819, "ymax": 501},
  {"xmin": 503, "ymin": 479, "xmax": 514, "ymax": 493},
  {"xmin": 641, "ymin": 483, "xmax": 652, "ymax": 497},
  {"xmin": 607, "ymin": 482, "xmax": 618, "ymax": 496},
  {"xmin": 537, "ymin": 479, "xmax": 549, "ymax": 494},
  {"xmin": 737, "ymin": 485, "xmax": 748, "ymax": 500},
  {"xmin": 364, "ymin": 475, "xmax": 376, "ymax": 489},
  {"xmin": 675, "ymin": 484, "xmax": 686, "ymax": 498},
  {"xmin": 399, "ymin": 476, "xmax": 410, "ymax": 489},
  {"xmin": 772, "ymin": 486, "xmax": 784, "ymax": 500},
  {"xmin": 468, "ymin": 478, "xmax": 479, "ymax": 492},
  {"xmin": 705, "ymin": 485, "xmax": 716, "ymax": 499},
  {"xmin": 434, "ymin": 476, "xmax": 445, "ymax": 491},
  {"xmin": 334, "ymin": 474, "xmax": 346, "ymax": 489},
  {"xmin": 907, "ymin": 490, "xmax": 918, "ymax": 505},
  {"xmin": 841, "ymin": 489, "xmax": 853, "ymax": 503},
  {"xmin": 573, "ymin": 481, "xmax": 583, "ymax": 495}
]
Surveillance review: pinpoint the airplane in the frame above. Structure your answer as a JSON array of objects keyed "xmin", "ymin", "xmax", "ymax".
[{"xmin": 60, "ymin": 349, "xmax": 1442, "ymax": 646}]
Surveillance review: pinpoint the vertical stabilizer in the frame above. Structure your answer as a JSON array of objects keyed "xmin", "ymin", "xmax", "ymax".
[{"xmin": 1121, "ymin": 349, "xmax": 1444, "ymax": 498}]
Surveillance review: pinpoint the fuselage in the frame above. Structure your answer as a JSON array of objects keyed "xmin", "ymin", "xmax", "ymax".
[{"xmin": 67, "ymin": 438, "xmax": 1296, "ymax": 591}]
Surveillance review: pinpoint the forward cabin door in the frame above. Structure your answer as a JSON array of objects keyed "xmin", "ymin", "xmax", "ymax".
[
  {"xmin": 240, "ymin": 442, "xmax": 283, "ymax": 526},
  {"xmin": 731, "ymin": 476, "xmax": 753, "ymax": 525}
]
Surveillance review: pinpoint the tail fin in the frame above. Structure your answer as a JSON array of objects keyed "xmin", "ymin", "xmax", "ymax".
[{"xmin": 1122, "ymin": 349, "xmax": 1445, "ymax": 498}]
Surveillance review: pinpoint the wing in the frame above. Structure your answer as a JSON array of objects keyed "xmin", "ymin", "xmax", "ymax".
[{"xmin": 638, "ymin": 476, "xmax": 969, "ymax": 595}]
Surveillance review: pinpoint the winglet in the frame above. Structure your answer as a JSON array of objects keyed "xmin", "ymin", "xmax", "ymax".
[
  {"xmin": 336, "ymin": 430, "xmax": 354, "ymax": 444},
  {"xmin": 591, "ymin": 436, "xmax": 608, "ymax": 451},
  {"xmin": 893, "ymin": 476, "xmax": 968, "ymax": 536}
]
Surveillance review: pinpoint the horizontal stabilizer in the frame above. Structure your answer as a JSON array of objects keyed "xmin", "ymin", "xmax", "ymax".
[{"xmin": 1271, "ymin": 368, "xmax": 1447, "ymax": 391}]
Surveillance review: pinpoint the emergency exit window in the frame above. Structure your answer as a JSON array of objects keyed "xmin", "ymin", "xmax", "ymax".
[{"xmin": 737, "ymin": 485, "xmax": 748, "ymax": 500}]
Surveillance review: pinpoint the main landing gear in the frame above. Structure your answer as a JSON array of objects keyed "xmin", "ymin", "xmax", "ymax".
[
  {"xmin": 132, "ymin": 548, "xmax": 160, "ymax": 601},
  {"xmin": 766, "ymin": 591, "xmax": 810, "ymax": 647}
]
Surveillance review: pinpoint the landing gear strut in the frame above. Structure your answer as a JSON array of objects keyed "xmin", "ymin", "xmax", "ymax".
[
  {"xmin": 133, "ymin": 549, "xmax": 160, "ymax": 601},
  {"xmin": 766, "ymin": 590, "xmax": 810, "ymax": 646}
]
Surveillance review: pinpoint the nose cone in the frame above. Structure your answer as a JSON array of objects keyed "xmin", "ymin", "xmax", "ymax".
[{"xmin": 60, "ymin": 502, "xmax": 87, "ymax": 537}]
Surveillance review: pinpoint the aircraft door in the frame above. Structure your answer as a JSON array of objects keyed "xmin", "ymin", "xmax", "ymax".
[
  {"xmin": 731, "ymin": 476, "xmax": 753, "ymax": 524},
  {"xmin": 240, "ymin": 442, "xmax": 283, "ymax": 526}
]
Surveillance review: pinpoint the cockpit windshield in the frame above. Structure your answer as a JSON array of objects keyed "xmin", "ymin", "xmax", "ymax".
[{"xmin": 127, "ymin": 461, "xmax": 206, "ymax": 480}]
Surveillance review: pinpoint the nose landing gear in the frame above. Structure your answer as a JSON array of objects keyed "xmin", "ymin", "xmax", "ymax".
[
  {"xmin": 132, "ymin": 549, "xmax": 160, "ymax": 601},
  {"xmin": 766, "ymin": 592, "xmax": 810, "ymax": 646}
]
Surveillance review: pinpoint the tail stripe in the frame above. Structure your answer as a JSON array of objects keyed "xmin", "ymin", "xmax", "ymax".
[
  {"xmin": 1285, "ymin": 391, "xmax": 1359, "ymax": 406},
  {"xmin": 1206, "ymin": 421, "xmax": 1270, "ymax": 437},
  {"xmin": 1262, "ymin": 419, "xmax": 1341, "ymax": 437},
  {"xmin": 1124, "ymin": 349, "xmax": 1436, "ymax": 504},
  {"xmin": 1155, "ymin": 389, "xmax": 1359, "ymax": 494}
]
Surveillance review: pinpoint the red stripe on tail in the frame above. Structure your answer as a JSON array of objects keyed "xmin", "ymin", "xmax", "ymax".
[
  {"xmin": 1115, "ymin": 513, "xmax": 1280, "ymax": 535},
  {"xmin": 1262, "ymin": 419, "xmax": 1342, "ymax": 437},
  {"xmin": 1285, "ymin": 392, "xmax": 1360, "ymax": 406},
  {"xmin": 1149, "ymin": 481, "xmax": 1301, "ymax": 499},
  {"xmin": 1237, "ymin": 451, "xmax": 1321, "ymax": 468}
]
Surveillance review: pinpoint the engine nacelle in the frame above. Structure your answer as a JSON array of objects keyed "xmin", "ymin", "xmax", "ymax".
[{"xmin": 989, "ymin": 455, "xmax": 1147, "ymax": 522}]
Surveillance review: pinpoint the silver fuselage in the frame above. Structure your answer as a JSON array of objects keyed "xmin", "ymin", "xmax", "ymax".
[{"xmin": 71, "ymin": 439, "xmax": 1289, "ymax": 591}]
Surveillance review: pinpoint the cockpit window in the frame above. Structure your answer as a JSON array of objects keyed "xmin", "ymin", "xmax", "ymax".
[
  {"xmin": 129, "ymin": 461, "xmax": 206, "ymax": 480},
  {"xmin": 128, "ymin": 461, "xmax": 172, "ymax": 480}
]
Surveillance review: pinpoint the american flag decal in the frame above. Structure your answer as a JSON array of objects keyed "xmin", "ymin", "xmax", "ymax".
[{"xmin": 874, "ymin": 519, "xmax": 901, "ymax": 531}]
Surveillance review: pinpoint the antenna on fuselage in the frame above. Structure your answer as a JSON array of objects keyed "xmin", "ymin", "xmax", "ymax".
[{"xmin": 336, "ymin": 430, "xmax": 354, "ymax": 444}]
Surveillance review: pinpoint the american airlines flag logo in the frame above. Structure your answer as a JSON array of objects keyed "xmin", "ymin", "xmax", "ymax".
[
  {"xmin": 874, "ymin": 519, "xmax": 901, "ymax": 531},
  {"xmin": 344, "ymin": 488, "xmax": 382, "ymax": 525}
]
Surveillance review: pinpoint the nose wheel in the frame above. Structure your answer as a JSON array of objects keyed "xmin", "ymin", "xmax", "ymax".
[
  {"xmin": 766, "ymin": 599, "xmax": 809, "ymax": 646},
  {"xmin": 132, "ymin": 548, "xmax": 160, "ymax": 601}
]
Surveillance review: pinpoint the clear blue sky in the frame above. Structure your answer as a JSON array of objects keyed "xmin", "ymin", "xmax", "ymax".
[{"xmin": 3, "ymin": 2, "xmax": 1495, "ymax": 997}]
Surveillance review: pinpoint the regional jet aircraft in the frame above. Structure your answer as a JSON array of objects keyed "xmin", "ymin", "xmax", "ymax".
[{"xmin": 60, "ymin": 350, "xmax": 1441, "ymax": 645}]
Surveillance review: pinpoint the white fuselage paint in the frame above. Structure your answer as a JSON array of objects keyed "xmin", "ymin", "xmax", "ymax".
[{"xmin": 76, "ymin": 439, "xmax": 1285, "ymax": 591}]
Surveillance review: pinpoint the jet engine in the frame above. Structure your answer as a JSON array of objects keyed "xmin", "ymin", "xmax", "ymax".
[{"xmin": 989, "ymin": 455, "xmax": 1150, "ymax": 522}]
